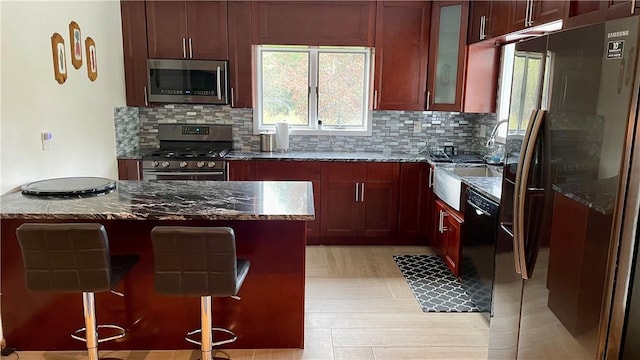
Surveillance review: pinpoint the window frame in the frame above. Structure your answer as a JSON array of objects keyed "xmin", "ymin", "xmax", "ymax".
[{"xmin": 254, "ymin": 45, "xmax": 372, "ymax": 136}]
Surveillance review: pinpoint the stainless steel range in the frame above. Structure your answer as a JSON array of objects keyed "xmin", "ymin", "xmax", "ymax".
[{"xmin": 142, "ymin": 124, "xmax": 233, "ymax": 181}]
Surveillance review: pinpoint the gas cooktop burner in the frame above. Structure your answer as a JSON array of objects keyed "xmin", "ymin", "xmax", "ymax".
[{"xmin": 145, "ymin": 148, "xmax": 229, "ymax": 159}]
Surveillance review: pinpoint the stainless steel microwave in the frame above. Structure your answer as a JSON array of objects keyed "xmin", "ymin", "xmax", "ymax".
[{"xmin": 147, "ymin": 59, "xmax": 229, "ymax": 105}]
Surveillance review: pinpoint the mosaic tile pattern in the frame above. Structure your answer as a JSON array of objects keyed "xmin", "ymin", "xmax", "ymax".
[
  {"xmin": 113, "ymin": 104, "xmax": 497, "ymax": 154},
  {"xmin": 113, "ymin": 107, "xmax": 139, "ymax": 156},
  {"xmin": 393, "ymin": 254, "xmax": 480, "ymax": 313}
]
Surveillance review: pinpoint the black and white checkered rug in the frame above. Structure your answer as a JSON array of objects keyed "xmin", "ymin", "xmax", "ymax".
[{"xmin": 393, "ymin": 254, "xmax": 481, "ymax": 313}]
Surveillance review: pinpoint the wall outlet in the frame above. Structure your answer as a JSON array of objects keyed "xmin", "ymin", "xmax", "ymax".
[
  {"xmin": 413, "ymin": 121, "xmax": 422, "ymax": 133},
  {"xmin": 480, "ymin": 124, "xmax": 487, "ymax": 137},
  {"xmin": 41, "ymin": 131, "xmax": 52, "ymax": 151}
]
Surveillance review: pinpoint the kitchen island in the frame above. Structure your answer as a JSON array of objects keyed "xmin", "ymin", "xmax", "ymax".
[{"xmin": 0, "ymin": 180, "xmax": 314, "ymax": 350}]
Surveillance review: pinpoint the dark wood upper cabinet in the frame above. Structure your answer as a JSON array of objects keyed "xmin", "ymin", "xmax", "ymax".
[
  {"xmin": 427, "ymin": 1, "xmax": 469, "ymax": 112},
  {"xmin": 120, "ymin": 0, "xmax": 149, "ymax": 107},
  {"xmin": 228, "ymin": 0, "xmax": 253, "ymax": 108},
  {"xmin": 565, "ymin": 1, "xmax": 639, "ymax": 30},
  {"xmin": 251, "ymin": 1, "xmax": 375, "ymax": 46},
  {"xmin": 373, "ymin": 1, "xmax": 430, "ymax": 111},
  {"xmin": 509, "ymin": 0, "xmax": 565, "ymax": 33},
  {"xmin": 146, "ymin": 0, "xmax": 228, "ymax": 60},
  {"xmin": 488, "ymin": 1, "xmax": 512, "ymax": 38},
  {"xmin": 468, "ymin": 1, "xmax": 492, "ymax": 44}
]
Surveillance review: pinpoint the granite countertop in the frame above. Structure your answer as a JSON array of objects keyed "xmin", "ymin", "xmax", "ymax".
[
  {"xmin": 463, "ymin": 176, "xmax": 502, "ymax": 203},
  {"xmin": 226, "ymin": 150, "xmax": 431, "ymax": 162},
  {"xmin": 0, "ymin": 180, "xmax": 315, "ymax": 221},
  {"xmin": 552, "ymin": 177, "xmax": 619, "ymax": 215}
]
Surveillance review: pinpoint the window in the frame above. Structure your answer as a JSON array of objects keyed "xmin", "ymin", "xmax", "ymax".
[
  {"xmin": 497, "ymin": 42, "xmax": 552, "ymax": 142},
  {"xmin": 254, "ymin": 45, "xmax": 372, "ymax": 135}
]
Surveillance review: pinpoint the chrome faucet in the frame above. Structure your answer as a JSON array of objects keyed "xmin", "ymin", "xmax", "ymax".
[{"xmin": 486, "ymin": 120, "xmax": 509, "ymax": 148}]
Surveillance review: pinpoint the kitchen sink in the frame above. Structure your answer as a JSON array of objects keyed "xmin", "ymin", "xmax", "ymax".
[{"xmin": 433, "ymin": 165, "xmax": 501, "ymax": 211}]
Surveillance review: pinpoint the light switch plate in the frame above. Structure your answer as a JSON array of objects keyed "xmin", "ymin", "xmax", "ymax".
[
  {"xmin": 413, "ymin": 121, "xmax": 422, "ymax": 133},
  {"xmin": 41, "ymin": 131, "xmax": 52, "ymax": 151}
]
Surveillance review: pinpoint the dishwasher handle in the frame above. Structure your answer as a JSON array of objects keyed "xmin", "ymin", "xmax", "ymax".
[{"xmin": 467, "ymin": 199, "xmax": 491, "ymax": 216}]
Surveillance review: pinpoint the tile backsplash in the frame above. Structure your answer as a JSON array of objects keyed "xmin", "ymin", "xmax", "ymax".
[{"xmin": 114, "ymin": 104, "xmax": 496, "ymax": 156}]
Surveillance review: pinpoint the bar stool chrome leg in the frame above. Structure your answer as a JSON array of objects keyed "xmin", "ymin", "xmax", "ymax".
[
  {"xmin": 201, "ymin": 296, "xmax": 213, "ymax": 360},
  {"xmin": 82, "ymin": 292, "xmax": 99, "ymax": 360}
]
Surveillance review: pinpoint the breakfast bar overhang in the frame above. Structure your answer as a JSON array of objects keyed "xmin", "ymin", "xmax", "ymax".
[{"xmin": 0, "ymin": 180, "xmax": 314, "ymax": 350}]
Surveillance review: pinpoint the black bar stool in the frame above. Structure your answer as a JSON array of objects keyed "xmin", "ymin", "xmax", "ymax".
[
  {"xmin": 16, "ymin": 223, "xmax": 139, "ymax": 360},
  {"xmin": 150, "ymin": 226, "xmax": 250, "ymax": 360}
]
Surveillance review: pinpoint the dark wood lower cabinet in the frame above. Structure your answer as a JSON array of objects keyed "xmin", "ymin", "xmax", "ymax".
[
  {"xmin": 320, "ymin": 162, "xmax": 399, "ymax": 244},
  {"xmin": 434, "ymin": 198, "xmax": 463, "ymax": 277},
  {"xmin": 117, "ymin": 159, "xmax": 142, "ymax": 180},
  {"xmin": 227, "ymin": 160, "xmax": 431, "ymax": 245},
  {"xmin": 1, "ymin": 218, "xmax": 305, "ymax": 350},
  {"xmin": 547, "ymin": 191, "xmax": 613, "ymax": 335},
  {"xmin": 398, "ymin": 163, "xmax": 433, "ymax": 243}
]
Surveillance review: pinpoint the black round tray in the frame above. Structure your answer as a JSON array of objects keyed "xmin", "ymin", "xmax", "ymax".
[{"xmin": 21, "ymin": 177, "xmax": 116, "ymax": 198}]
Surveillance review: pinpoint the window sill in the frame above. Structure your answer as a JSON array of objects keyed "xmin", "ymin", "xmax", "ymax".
[{"xmin": 255, "ymin": 128, "xmax": 372, "ymax": 137}]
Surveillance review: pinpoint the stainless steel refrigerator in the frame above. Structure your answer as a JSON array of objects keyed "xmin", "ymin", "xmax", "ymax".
[{"xmin": 489, "ymin": 16, "xmax": 640, "ymax": 359}]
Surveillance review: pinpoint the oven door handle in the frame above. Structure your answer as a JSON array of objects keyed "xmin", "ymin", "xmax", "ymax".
[{"xmin": 143, "ymin": 171, "xmax": 225, "ymax": 176}]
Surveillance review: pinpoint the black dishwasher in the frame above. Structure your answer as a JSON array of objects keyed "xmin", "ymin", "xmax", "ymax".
[{"xmin": 462, "ymin": 187, "xmax": 499, "ymax": 321}]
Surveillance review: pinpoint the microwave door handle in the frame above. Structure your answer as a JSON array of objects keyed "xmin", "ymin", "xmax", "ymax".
[
  {"xmin": 513, "ymin": 109, "xmax": 538, "ymax": 275},
  {"xmin": 516, "ymin": 109, "xmax": 546, "ymax": 280},
  {"xmin": 217, "ymin": 66, "xmax": 222, "ymax": 100}
]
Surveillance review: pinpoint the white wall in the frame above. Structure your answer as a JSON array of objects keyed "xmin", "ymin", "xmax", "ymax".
[{"xmin": 1, "ymin": 0, "xmax": 126, "ymax": 194}]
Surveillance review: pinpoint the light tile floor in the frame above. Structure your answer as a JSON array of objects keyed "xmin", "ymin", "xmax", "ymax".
[{"xmin": 11, "ymin": 246, "xmax": 489, "ymax": 360}]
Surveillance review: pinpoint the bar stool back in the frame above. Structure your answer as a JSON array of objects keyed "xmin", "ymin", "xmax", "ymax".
[
  {"xmin": 150, "ymin": 226, "xmax": 250, "ymax": 360},
  {"xmin": 16, "ymin": 223, "xmax": 138, "ymax": 360}
]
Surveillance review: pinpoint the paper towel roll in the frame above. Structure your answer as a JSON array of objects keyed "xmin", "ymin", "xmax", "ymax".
[{"xmin": 275, "ymin": 122, "xmax": 290, "ymax": 151}]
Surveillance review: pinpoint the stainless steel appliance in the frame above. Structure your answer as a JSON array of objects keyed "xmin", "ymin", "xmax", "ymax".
[
  {"xmin": 489, "ymin": 16, "xmax": 640, "ymax": 359},
  {"xmin": 462, "ymin": 188, "xmax": 499, "ymax": 322},
  {"xmin": 142, "ymin": 124, "xmax": 232, "ymax": 181},
  {"xmin": 147, "ymin": 59, "xmax": 229, "ymax": 105}
]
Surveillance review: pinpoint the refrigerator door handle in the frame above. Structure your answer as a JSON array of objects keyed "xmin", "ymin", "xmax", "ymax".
[
  {"xmin": 516, "ymin": 109, "xmax": 546, "ymax": 280},
  {"xmin": 513, "ymin": 109, "xmax": 539, "ymax": 276}
]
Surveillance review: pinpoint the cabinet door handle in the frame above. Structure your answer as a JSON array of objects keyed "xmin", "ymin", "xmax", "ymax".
[
  {"xmin": 230, "ymin": 87, "xmax": 235, "ymax": 107},
  {"xmin": 480, "ymin": 16, "xmax": 485, "ymax": 40},
  {"xmin": 441, "ymin": 211, "xmax": 449, "ymax": 232},
  {"xmin": 426, "ymin": 90, "xmax": 431, "ymax": 110},
  {"xmin": 633, "ymin": 0, "xmax": 637, "ymax": 14},
  {"xmin": 188, "ymin": 38, "xmax": 193, "ymax": 59},
  {"xmin": 373, "ymin": 90, "xmax": 378, "ymax": 110},
  {"xmin": 528, "ymin": 0, "xmax": 534, "ymax": 26},
  {"xmin": 438, "ymin": 210, "xmax": 444, "ymax": 233},
  {"xmin": 360, "ymin": 182, "xmax": 365, "ymax": 202},
  {"xmin": 136, "ymin": 161, "xmax": 141, "ymax": 180},
  {"xmin": 143, "ymin": 85, "xmax": 148, "ymax": 106},
  {"xmin": 428, "ymin": 167, "xmax": 434, "ymax": 188},
  {"xmin": 355, "ymin": 183, "xmax": 359, "ymax": 202},
  {"xmin": 182, "ymin": 38, "xmax": 187, "ymax": 58},
  {"xmin": 216, "ymin": 66, "xmax": 222, "ymax": 100}
]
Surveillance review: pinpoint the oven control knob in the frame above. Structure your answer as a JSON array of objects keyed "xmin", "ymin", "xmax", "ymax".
[
  {"xmin": 179, "ymin": 161, "xmax": 188, "ymax": 168},
  {"xmin": 197, "ymin": 161, "xmax": 205, "ymax": 168},
  {"xmin": 161, "ymin": 161, "xmax": 170, "ymax": 168},
  {"xmin": 152, "ymin": 161, "xmax": 159, "ymax": 167},
  {"xmin": 207, "ymin": 161, "xmax": 216, "ymax": 168}
]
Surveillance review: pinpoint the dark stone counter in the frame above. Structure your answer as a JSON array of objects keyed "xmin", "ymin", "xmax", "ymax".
[
  {"xmin": 226, "ymin": 150, "xmax": 431, "ymax": 162},
  {"xmin": 552, "ymin": 177, "xmax": 619, "ymax": 215},
  {"xmin": 1, "ymin": 180, "xmax": 315, "ymax": 221}
]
